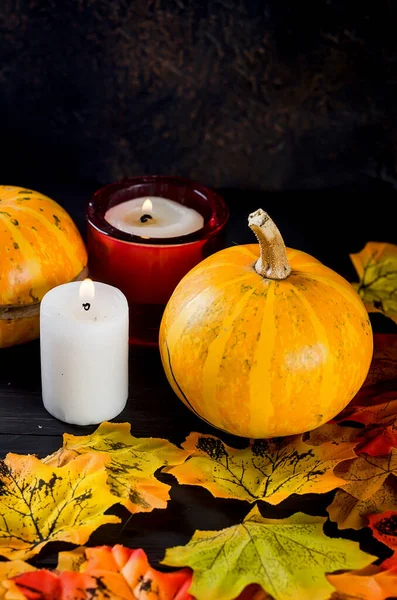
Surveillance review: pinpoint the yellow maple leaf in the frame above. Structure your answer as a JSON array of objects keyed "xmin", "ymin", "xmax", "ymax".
[
  {"xmin": 350, "ymin": 241, "xmax": 397, "ymax": 324},
  {"xmin": 0, "ymin": 562, "xmax": 35, "ymax": 580},
  {"xmin": 163, "ymin": 506, "xmax": 375, "ymax": 600},
  {"xmin": 327, "ymin": 451, "xmax": 397, "ymax": 529},
  {"xmin": 44, "ymin": 422, "xmax": 190, "ymax": 514},
  {"xmin": 164, "ymin": 433, "xmax": 356, "ymax": 504},
  {"xmin": 327, "ymin": 475, "xmax": 397, "ymax": 530},
  {"xmin": 0, "ymin": 453, "xmax": 120, "ymax": 560}
]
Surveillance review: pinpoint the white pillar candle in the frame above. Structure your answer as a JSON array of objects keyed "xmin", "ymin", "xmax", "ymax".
[
  {"xmin": 40, "ymin": 279, "xmax": 129, "ymax": 426},
  {"xmin": 105, "ymin": 196, "xmax": 204, "ymax": 238}
]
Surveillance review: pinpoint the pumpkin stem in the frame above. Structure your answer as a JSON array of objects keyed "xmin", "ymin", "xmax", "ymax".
[{"xmin": 248, "ymin": 209, "xmax": 291, "ymax": 279}]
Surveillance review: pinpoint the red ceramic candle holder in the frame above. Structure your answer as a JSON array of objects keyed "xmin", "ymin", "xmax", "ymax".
[{"xmin": 86, "ymin": 176, "xmax": 229, "ymax": 346}]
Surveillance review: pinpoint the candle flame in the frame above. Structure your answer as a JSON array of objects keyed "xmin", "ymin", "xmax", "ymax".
[
  {"xmin": 79, "ymin": 278, "xmax": 95, "ymax": 299},
  {"xmin": 141, "ymin": 198, "xmax": 153, "ymax": 213}
]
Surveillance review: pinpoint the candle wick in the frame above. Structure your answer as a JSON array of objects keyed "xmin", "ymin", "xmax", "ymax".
[
  {"xmin": 82, "ymin": 303, "xmax": 91, "ymax": 311},
  {"xmin": 140, "ymin": 214, "xmax": 153, "ymax": 223}
]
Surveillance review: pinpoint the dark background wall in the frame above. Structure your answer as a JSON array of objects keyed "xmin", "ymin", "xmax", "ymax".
[{"xmin": 1, "ymin": 0, "xmax": 397, "ymax": 191}]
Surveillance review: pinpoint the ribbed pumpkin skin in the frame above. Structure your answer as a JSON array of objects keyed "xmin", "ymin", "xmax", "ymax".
[
  {"xmin": 0, "ymin": 186, "xmax": 87, "ymax": 348},
  {"xmin": 160, "ymin": 244, "xmax": 373, "ymax": 438}
]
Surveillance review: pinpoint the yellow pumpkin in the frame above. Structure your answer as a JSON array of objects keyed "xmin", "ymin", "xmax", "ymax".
[
  {"xmin": 0, "ymin": 186, "xmax": 87, "ymax": 348},
  {"xmin": 160, "ymin": 209, "xmax": 373, "ymax": 438}
]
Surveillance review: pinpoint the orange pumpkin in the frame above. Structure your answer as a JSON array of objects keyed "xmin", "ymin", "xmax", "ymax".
[
  {"xmin": 0, "ymin": 186, "xmax": 87, "ymax": 348},
  {"xmin": 160, "ymin": 209, "xmax": 373, "ymax": 438}
]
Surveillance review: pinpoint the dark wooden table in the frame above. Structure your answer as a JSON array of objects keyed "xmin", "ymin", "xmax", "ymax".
[{"xmin": 0, "ymin": 184, "xmax": 396, "ymax": 569}]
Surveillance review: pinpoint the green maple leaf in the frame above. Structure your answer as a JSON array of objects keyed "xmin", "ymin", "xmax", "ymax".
[
  {"xmin": 350, "ymin": 241, "xmax": 397, "ymax": 324},
  {"xmin": 162, "ymin": 506, "xmax": 375, "ymax": 600}
]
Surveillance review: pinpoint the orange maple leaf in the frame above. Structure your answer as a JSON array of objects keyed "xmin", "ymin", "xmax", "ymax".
[
  {"xmin": 307, "ymin": 397, "xmax": 397, "ymax": 457},
  {"xmin": 327, "ymin": 560, "xmax": 397, "ymax": 600},
  {"xmin": 368, "ymin": 510, "xmax": 397, "ymax": 553},
  {"xmin": 7, "ymin": 546, "xmax": 193, "ymax": 599},
  {"xmin": 56, "ymin": 547, "xmax": 269, "ymax": 600},
  {"xmin": 0, "ymin": 561, "xmax": 35, "ymax": 599},
  {"xmin": 343, "ymin": 399, "xmax": 397, "ymax": 456}
]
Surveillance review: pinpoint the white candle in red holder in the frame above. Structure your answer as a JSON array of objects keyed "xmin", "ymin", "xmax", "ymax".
[
  {"xmin": 40, "ymin": 279, "xmax": 129, "ymax": 425},
  {"xmin": 105, "ymin": 196, "xmax": 204, "ymax": 238}
]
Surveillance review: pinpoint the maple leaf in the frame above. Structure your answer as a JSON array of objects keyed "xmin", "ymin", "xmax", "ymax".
[
  {"xmin": 304, "ymin": 422, "xmax": 359, "ymax": 448},
  {"xmin": 162, "ymin": 506, "xmax": 374, "ymax": 600},
  {"xmin": 343, "ymin": 399, "xmax": 397, "ymax": 456},
  {"xmin": 164, "ymin": 433, "xmax": 356, "ymax": 504},
  {"xmin": 8, "ymin": 545, "xmax": 193, "ymax": 600},
  {"xmin": 369, "ymin": 510, "xmax": 397, "ymax": 553},
  {"xmin": 83, "ymin": 545, "xmax": 193, "ymax": 599},
  {"xmin": 0, "ymin": 453, "xmax": 120, "ymax": 560},
  {"xmin": 327, "ymin": 561, "xmax": 397, "ymax": 600},
  {"xmin": 55, "ymin": 546, "xmax": 268, "ymax": 600},
  {"xmin": 362, "ymin": 333, "xmax": 397, "ymax": 389},
  {"xmin": 350, "ymin": 242, "xmax": 397, "ymax": 324},
  {"xmin": 57, "ymin": 546, "xmax": 86, "ymax": 572},
  {"xmin": 0, "ymin": 561, "xmax": 35, "ymax": 581},
  {"xmin": 306, "ymin": 398, "xmax": 397, "ymax": 457},
  {"xmin": 332, "ymin": 450, "xmax": 397, "ymax": 500},
  {"xmin": 235, "ymin": 585, "xmax": 271, "ymax": 600},
  {"xmin": 44, "ymin": 421, "xmax": 190, "ymax": 514},
  {"xmin": 0, "ymin": 561, "xmax": 35, "ymax": 599},
  {"xmin": 3, "ymin": 570, "xmax": 88, "ymax": 600},
  {"xmin": 327, "ymin": 481, "xmax": 397, "ymax": 532},
  {"xmin": 1, "ymin": 581, "xmax": 26, "ymax": 600},
  {"xmin": 327, "ymin": 452, "xmax": 397, "ymax": 530}
]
